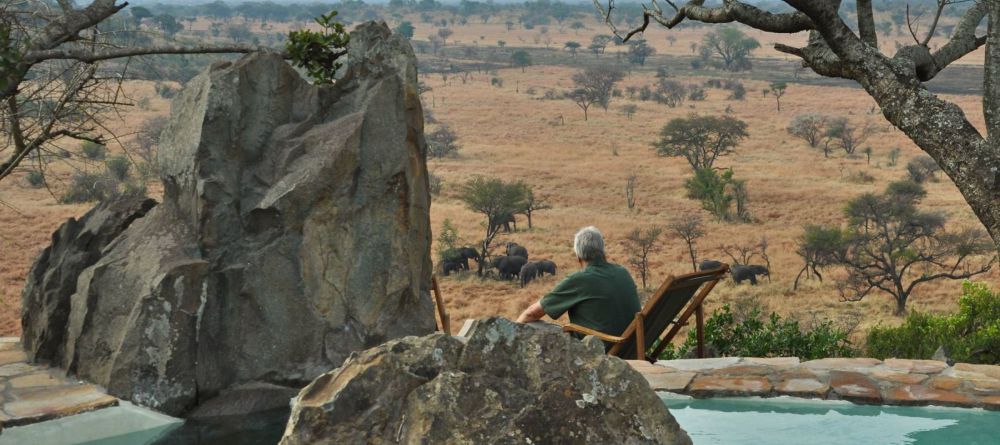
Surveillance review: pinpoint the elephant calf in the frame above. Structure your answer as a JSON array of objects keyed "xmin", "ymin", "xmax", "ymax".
[
  {"xmin": 492, "ymin": 255, "xmax": 528, "ymax": 280},
  {"xmin": 520, "ymin": 262, "xmax": 541, "ymax": 288},
  {"xmin": 731, "ymin": 265, "xmax": 769, "ymax": 285},
  {"xmin": 441, "ymin": 260, "xmax": 463, "ymax": 276},
  {"xmin": 536, "ymin": 260, "xmax": 557, "ymax": 276}
]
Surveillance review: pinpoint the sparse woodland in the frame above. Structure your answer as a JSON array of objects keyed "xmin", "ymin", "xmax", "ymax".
[{"xmin": 1, "ymin": 0, "xmax": 999, "ymax": 360}]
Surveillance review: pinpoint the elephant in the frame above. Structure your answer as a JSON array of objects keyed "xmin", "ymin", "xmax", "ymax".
[
  {"xmin": 732, "ymin": 265, "xmax": 769, "ymax": 285},
  {"xmin": 506, "ymin": 242, "xmax": 529, "ymax": 260},
  {"xmin": 699, "ymin": 259, "xmax": 724, "ymax": 271},
  {"xmin": 441, "ymin": 260, "xmax": 463, "ymax": 277},
  {"xmin": 520, "ymin": 262, "xmax": 541, "ymax": 288},
  {"xmin": 492, "ymin": 255, "xmax": 528, "ymax": 280},
  {"xmin": 457, "ymin": 247, "xmax": 480, "ymax": 270},
  {"xmin": 490, "ymin": 212, "xmax": 516, "ymax": 233},
  {"xmin": 536, "ymin": 260, "xmax": 557, "ymax": 276}
]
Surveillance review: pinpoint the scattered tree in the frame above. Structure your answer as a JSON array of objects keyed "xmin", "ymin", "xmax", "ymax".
[
  {"xmin": 701, "ymin": 27, "xmax": 759, "ymax": 71},
  {"xmin": 437, "ymin": 27, "xmax": 454, "ymax": 45},
  {"xmin": 518, "ymin": 185, "xmax": 551, "ymax": 229},
  {"xmin": 626, "ymin": 39, "xmax": 655, "ymax": 65},
  {"xmin": 511, "ymin": 50, "xmax": 532, "ymax": 72},
  {"xmin": 590, "ymin": 34, "xmax": 612, "ymax": 55},
  {"xmin": 770, "ymin": 81, "xmax": 787, "ymax": 111},
  {"xmin": 571, "ymin": 65, "xmax": 625, "ymax": 112},
  {"xmin": 793, "ymin": 224, "xmax": 844, "ymax": 290},
  {"xmin": 654, "ymin": 114, "xmax": 749, "ymax": 171},
  {"xmin": 593, "ymin": 0, "xmax": 1000, "ymax": 253},
  {"xmin": 888, "ymin": 147, "xmax": 902, "ymax": 167},
  {"xmin": 787, "ymin": 113, "xmax": 829, "ymax": 148},
  {"xmin": 824, "ymin": 117, "xmax": 877, "ymax": 155},
  {"xmin": 906, "ymin": 155, "xmax": 942, "ymax": 183},
  {"xmin": 685, "ymin": 168, "xmax": 751, "ymax": 222},
  {"xmin": 625, "ymin": 174, "xmax": 637, "ymax": 209},
  {"xmin": 564, "ymin": 40, "xmax": 581, "ymax": 57},
  {"xmin": 624, "ymin": 227, "xmax": 664, "ymax": 289},
  {"xmin": 653, "ymin": 79, "xmax": 686, "ymax": 107},
  {"xmin": 669, "ymin": 215, "xmax": 705, "ymax": 272},
  {"xmin": 458, "ymin": 177, "xmax": 529, "ymax": 276},
  {"xmin": 395, "ymin": 21, "xmax": 415, "ymax": 40},
  {"xmin": 837, "ymin": 181, "xmax": 995, "ymax": 314},
  {"xmin": 427, "ymin": 124, "xmax": 460, "ymax": 158}
]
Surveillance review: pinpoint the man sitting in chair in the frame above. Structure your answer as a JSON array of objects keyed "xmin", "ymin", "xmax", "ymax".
[{"xmin": 516, "ymin": 226, "xmax": 641, "ymax": 348}]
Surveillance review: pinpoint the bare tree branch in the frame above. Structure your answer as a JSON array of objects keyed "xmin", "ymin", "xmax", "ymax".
[{"xmin": 24, "ymin": 44, "xmax": 270, "ymax": 63}]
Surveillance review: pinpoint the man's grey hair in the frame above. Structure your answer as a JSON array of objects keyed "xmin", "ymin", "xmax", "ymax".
[{"xmin": 574, "ymin": 226, "xmax": 606, "ymax": 262}]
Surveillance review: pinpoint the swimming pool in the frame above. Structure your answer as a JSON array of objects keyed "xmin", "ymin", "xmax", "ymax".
[{"xmin": 663, "ymin": 395, "xmax": 1000, "ymax": 445}]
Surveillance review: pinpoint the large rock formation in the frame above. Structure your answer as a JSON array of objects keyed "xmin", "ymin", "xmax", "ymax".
[
  {"xmin": 21, "ymin": 22, "xmax": 436, "ymax": 415},
  {"xmin": 280, "ymin": 318, "xmax": 692, "ymax": 445}
]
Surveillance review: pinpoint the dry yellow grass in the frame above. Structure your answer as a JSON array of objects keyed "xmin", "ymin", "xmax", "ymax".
[{"xmin": 0, "ymin": 21, "xmax": 994, "ymax": 350}]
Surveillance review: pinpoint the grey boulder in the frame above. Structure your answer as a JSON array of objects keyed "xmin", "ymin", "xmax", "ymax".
[
  {"xmin": 21, "ymin": 22, "xmax": 435, "ymax": 416},
  {"xmin": 280, "ymin": 317, "xmax": 692, "ymax": 445}
]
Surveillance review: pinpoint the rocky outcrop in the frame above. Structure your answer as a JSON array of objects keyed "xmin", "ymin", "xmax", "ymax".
[
  {"xmin": 280, "ymin": 318, "xmax": 692, "ymax": 445},
  {"xmin": 21, "ymin": 197, "xmax": 157, "ymax": 364},
  {"xmin": 21, "ymin": 22, "xmax": 435, "ymax": 416}
]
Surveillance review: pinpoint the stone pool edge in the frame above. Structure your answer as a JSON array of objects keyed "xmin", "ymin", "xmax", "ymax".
[{"xmin": 627, "ymin": 357, "xmax": 1000, "ymax": 411}]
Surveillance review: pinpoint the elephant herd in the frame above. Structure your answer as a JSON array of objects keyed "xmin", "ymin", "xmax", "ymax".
[
  {"xmin": 440, "ymin": 242, "xmax": 558, "ymax": 288},
  {"xmin": 698, "ymin": 260, "xmax": 770, "ymax": 285}
]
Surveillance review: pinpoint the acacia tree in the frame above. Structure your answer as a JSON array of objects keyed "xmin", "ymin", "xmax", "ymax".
[
  {"xmin": 0, "ymin": 1, "xmax": 267, "ymax": 184},
  {"xmin": 517, "ymin": 184, "xmax": 551, "ymax": 229},
  {"xmin": 572, "ymin": 65, "xmax": 625, "ymax": 113},
  {"xmin": 825, "ymin": 117, "xmax": 877, "ymax": 155},
  {"xmin": 837, "ymin": 181, "xmax": 995, "ymax": 314},
  {"xmin": 458, "ymin": 176, "xmax": 529, "ymax": 276},
  {"xmin": 594, "ymin": 0, "xmax": 1000, "ymax": 253},
  {"xmin": 787, "ymin": 113, "xmax": 829, "ymax": 148},
  {"xmin": 653, "ymin": 114, "xmax": 749, "ymax": 171},
  {"xmin": 701, "ymin": 26, "xmax": 760, "ymax": 71},
  {"xmin": 793, "ymin": 224, "xmax": 844, "ymax": 290},
  {"xmin": 770, "ymin": 81, "xmax": 787, "ymax": 111},
  {"xmin": 668, "ymin": 214, "xmax": 705, "ymax": 271},
  {"xmin": 624, "ymin": 226, "xmax": 663, "ymax": 288}
]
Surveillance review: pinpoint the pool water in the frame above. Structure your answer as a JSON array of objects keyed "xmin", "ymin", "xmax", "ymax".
[{"xmin": 663, "ymin": 396, "xmax": 1000, "ymax": 445}]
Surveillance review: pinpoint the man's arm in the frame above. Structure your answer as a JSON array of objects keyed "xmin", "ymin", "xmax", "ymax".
[{"xmin": 516, "ymin": 300, "xmax": 546, "ymax": 323}]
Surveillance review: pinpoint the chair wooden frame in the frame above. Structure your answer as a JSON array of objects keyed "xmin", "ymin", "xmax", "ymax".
[
  {"xmin": 561, "ymin": 265, "xmax": 729, "ymax": 362},
  {"xmin": 431, "ymin": 275, "xmax": 450, "ymax": 333}
]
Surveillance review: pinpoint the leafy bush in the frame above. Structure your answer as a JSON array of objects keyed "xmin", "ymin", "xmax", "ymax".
[
  {"xmin": 105, "ymin": 156, "xmax": 131, "ymax": 181},
  {"xmin": 25, "ymin": 170, "xmax": 44, "ymax": 188},
  {"xmin": 659, "ymin": 303, "xmax": 856, "ymax": 360},
  {"xmin": 867, "ymin": 282, "xmax": 1000, "ymax": 364},
  {"xmin": 906, "ymin": 155, "xmax": 941, "ymax": 183},
  {"xmin": 60, "ymin": 172, "xmax": 116, "ymax": 203},
  {"xmin": 427, "ymin": 124, "xmax": 460, "ymax": 158},
  {"xmin": 81, "ymin": 141, "xmax": 107, "ymax": 160},
  {"xmin": 286, "ymin": 10, "xmax": 349, "ymax": 84}
]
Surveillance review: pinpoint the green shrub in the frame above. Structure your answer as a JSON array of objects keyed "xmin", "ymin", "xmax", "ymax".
[
  {"xmin": 658, "ymin": 303, "xmax": 856, "ymax": 360},
  {"xmin": 429, "ymin": 172, "xmax": 443, "ymax": 196},
  {"xmin": 105, "ymin": 156, "xmax": 131, "ymax": 181},
  {"xmin": 60, "ymin": 172, "xmax": 115, "ymax": 203},
  {"xmin": 286, "ymin": 10, "xmax": 349, "ymax": 84},
  {"xmin": 25, "ymin": 170, "xmax": 44, "ymax": 188},
  {"xmin": 867, "ymin": 282, "xmax": 1000, "ymax": 364},
  {"xmin": 81, "ymin": 141, "xmax": 107, "ymax": 160}
]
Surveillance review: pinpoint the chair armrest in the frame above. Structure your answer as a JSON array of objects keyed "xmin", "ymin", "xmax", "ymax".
[{"xmin": 562, "ymin": 323, "xmax": 625, "ymax": 343}]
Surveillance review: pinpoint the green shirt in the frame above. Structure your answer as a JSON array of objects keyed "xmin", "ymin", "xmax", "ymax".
[{"xmin": 540, "ymin": 260, "xmax": 641, "ymax": 339}]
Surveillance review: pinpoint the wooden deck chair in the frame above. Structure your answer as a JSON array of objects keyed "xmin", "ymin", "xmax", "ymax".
[
  {"xmin": 562, "ymin": 264, "xmax": 729, "ymax": 363},
  {"xmin": 431, "ymin": 276, "xmax": 450, "ymax": 333}
]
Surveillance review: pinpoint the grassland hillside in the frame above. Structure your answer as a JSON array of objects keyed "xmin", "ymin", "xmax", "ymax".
[{"xmin": 2, "ymin": 5, "xmax": 995, "ymax": 347}]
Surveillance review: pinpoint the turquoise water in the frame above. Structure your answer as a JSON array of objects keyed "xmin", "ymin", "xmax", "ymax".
[{"xmin": 663, "ymin": 396, "xmax": 1000, "ymax": 445}]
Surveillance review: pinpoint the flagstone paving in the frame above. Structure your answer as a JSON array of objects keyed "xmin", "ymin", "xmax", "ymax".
[
  {"xmin": 629, "ymin": 357, "xmax": 1000, "ymax": 410},
  {"xmin": 0, "ymin": 338, "xmax": 118, "ymax": 430}
]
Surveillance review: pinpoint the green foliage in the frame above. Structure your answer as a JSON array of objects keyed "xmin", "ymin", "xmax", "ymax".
[
  {"xmin": 659, "ymin": 303, "xmax": 856, "ymax": 360},
  {"xmin": 105, "ymin": 156, "xmax": 131, "ymax": 181},
  {"xmin": 25, "ymin": 171, "xmax": 44, "ymax": 188},
  {"xmin": 395, "ymin": 21, "xmax": 415, "ymax": 39},
  {"xmin": 286, "ymin": 10, "xmax": 349, "ymax": 85},
  {"xmin": 60, "ymin": 172, "xmax": 116, "ymax": 204},
  {"xmin": 81, "ymin": 141, "xmax": 107, "ymax": 160},
  {"xmin": 654, "ymin": 114, "xmax": 749, "ymax": 171},
  {"xmin": 626, "ymin": 39, "xmax": 655, "ymax": 66},
  {"xmin": 684, "ymin": 168, "xmax": 751, "ymax": 223},
  {"xmin": 701, "ymin": 27, "xmax": 759, "ymax": 71},
  {"xmin": 511, "ymin": 50, "xmax": 531, "ymax": 72},
  {"xmin": 437, "ymin": 219, "xmax": 461, "ymax": 259},
  {"xmin": 867, "ymin": 282, "xmax": 1000, "ymax": 364}
]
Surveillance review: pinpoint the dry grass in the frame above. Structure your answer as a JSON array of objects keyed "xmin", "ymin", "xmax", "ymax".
[{"xmin": 0, "ymin": 21, "xmax": 994, "ymax": 349}]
